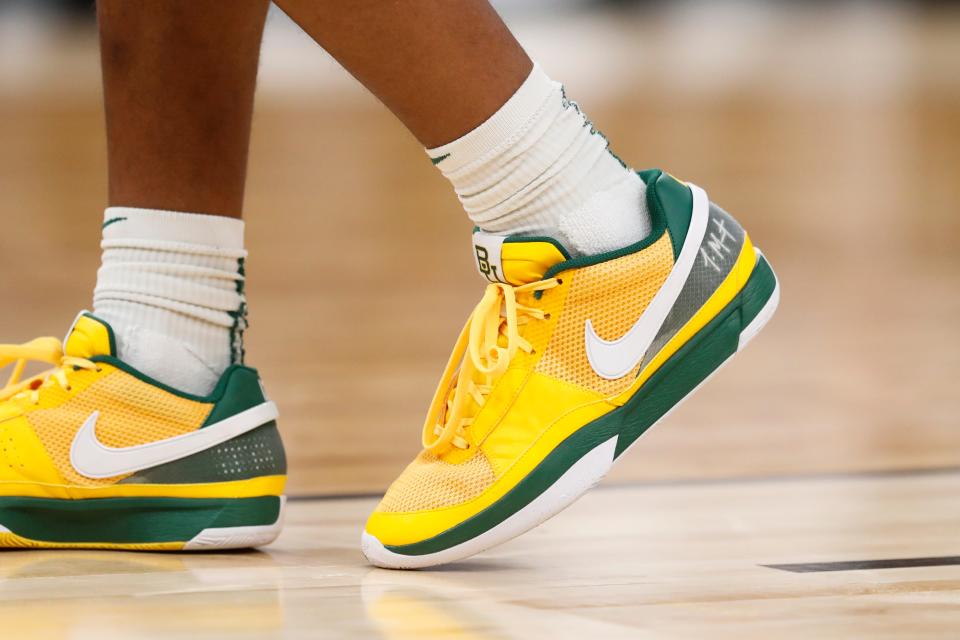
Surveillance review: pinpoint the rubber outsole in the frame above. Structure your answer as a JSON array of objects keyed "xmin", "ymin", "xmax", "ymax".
[
  {"xmin": 363, "ymin": 251, "xmax": 780, "ymax": 569},
  {"xmin": 0, "ymin": 495, "xmax": 285, "ymax": 551}
]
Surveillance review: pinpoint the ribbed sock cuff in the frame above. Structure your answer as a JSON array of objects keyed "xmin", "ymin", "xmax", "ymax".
[
  {"xmin": 426, "ymin": 63, "xmax": 556, "ymax": 172},
  {"xmin": 102, "ymin": 207, "xmax": 245, "ymax": 251}
]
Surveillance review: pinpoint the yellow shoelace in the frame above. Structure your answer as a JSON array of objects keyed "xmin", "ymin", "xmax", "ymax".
[
  {"xmin": 423, "ymin": 277, "xmax": 561, "ymax": 454},
  {"xmin": 0, "ymin": 338, "xmax": 98, "ymax": 404}
]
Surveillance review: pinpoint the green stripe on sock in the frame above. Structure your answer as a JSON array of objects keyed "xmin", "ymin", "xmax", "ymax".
[{"xmin": 101, "ymin": 216, "xmax": 128, "ymax": 230}]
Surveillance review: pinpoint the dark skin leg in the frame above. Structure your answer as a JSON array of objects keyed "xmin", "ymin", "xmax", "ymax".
[
  {"xmin": 272, "ymin": 0, "xmax": 533, "ymax": 148},
  {"xmin": 98, "ymin": 0, "xmax": 529, "ymax": 214},
  {"xmin": 98, "ymin": 0, "xmax": 270, "ymax": 219}
]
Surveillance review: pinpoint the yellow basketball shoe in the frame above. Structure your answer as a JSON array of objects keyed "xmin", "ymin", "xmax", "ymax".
[
  {"xmin": 0, "ymin": 313, "xmax": 286, "ymax": 550},
  {"xmin": 363, "ymin": 170, "xmax": 780, "ymax": 568}
]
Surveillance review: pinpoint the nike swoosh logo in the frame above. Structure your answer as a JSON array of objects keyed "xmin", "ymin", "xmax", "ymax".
[
  {"xmin": 584, "ymin": 184, "xmax": 711, "ymax": 380},
  {"xmin": 70, "ymin": 402, "xmax": 279, "ymax": 479},
  {"xmin": 101, "ymin": 216, "xmax": 127, "ymax": 230}
]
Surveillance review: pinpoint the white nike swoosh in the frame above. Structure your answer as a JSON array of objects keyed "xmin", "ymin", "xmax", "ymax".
[
  {"xmin": 584, "ymin": 184, "xmax": 711, "ymax": 380},
  {"xmin": 70, "ymin": 402, "xmax": 279, "ymax": 479}
]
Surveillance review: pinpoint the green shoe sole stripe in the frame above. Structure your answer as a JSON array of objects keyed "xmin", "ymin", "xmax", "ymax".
[
  {"xmin": 615, "ymin": 253, "xmax": 776, "ymax": 457},
  {"xmin": 0, "ymin": 495, "xmax": 281, "ymax": 544},
  {"xmin": 386, "ymin": 255, "xmax": 778, "ymax": 557}
]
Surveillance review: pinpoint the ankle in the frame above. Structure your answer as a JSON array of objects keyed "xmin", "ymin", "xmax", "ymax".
[
  {"xmin": 427, "ymin": 63, "xmax": 650, "ymax": 257},
  {"xmin": 93, "ymin": 208, "xmax": 247, "ymax": 395}
]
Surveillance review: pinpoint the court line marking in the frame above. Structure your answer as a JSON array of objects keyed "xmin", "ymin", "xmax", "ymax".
[{"xmin": 763, "ymin": 556, "xmax": 960, "ymax": 573}]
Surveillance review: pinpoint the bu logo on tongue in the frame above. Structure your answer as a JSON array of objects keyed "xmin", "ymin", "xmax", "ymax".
[
  {"xmin": 472, "ymin": 232, "xmax": 509, "ymax": 284},
  {"xmin": 471, "ymin": 231, "xmax": 570, "ymax": 286}
]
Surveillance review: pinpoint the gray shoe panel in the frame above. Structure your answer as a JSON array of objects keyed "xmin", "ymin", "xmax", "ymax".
[
  {"xmin": 119, "ymin": 421, "xmax": 287, "ymax": 485},
  {"xmin": 639, "ymin": 203, "xmax": 746, "ymax": 371}
]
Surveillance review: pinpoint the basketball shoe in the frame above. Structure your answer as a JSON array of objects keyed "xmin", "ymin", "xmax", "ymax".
[
  {"xmin": 362, "ymin": 170, "xmax": 780, "ymax": 568},
  {"xmin": 0, "ymin": 313, "xmax": 286, "ymax": 550}
]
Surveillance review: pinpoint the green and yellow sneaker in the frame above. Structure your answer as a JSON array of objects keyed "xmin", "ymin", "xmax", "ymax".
[
  {"xmin": 0, "ymin": 313, "xmax": 286, "ymax": 550},
  {"xmin": 363, "ymin": 170, "xmax": 780, "ymax": 568}
]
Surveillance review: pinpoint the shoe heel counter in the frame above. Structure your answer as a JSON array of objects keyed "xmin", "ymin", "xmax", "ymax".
[
  {"xmin": 646, "ymin": 171, "xmax": 694, "ymax": 259},
  {"xmin": 201, "ymin": 365, "xmax": 287, "ymax": 479},
  {"xmin": 638, "ymin": 199, "xmax": 753, "ymax": 372},
  {"xmin": 203, "ymin": 365, "xmax": 268, "ymax": 426},
  {"xmin": 646, "ymin": 171, "xmax": 749, "ymax": 274},
  {"xmin": 121, "ymin": 419, "xmax": 286, "ymax": 486},
  {"xmin": 121, "ymin": 367, "xmax": 287, "ymax": 486}
]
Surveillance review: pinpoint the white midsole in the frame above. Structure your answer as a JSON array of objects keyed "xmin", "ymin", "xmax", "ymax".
[
  {"xmin": 362, "ymin": 439, "xmax": 617, "ymax": 570},
  {"xmin": 183, "ymin": 496, "xmax": 286, "ymax": 551},
  {"xmin": 364, "ymin": 254, "xmax": 780, "ymax": 570}
]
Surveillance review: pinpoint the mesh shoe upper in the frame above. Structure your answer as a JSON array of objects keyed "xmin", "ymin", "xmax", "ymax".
[
  {"xmin": 0, "ymin": 313, "xmax": 286, "ymax": 494},
  {"xmin": 372, "ymin": 170, "xmax": 750, "ymax": 523}
]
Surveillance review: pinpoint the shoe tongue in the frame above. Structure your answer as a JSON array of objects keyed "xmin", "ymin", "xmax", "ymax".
[
  {"xmin": 64, "ymin": 312, "xmax": 117, "ymax": 358},
  {"xmin": 471, "ymin": 231, "xmax": 569, "ymax": 285}
]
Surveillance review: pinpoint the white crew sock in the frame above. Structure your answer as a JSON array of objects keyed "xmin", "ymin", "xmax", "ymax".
[
  {"xmin": 427, "ymin": 63, "xmax": 651, "ymax": 257},
  {"xmin": 93, "ymin": 208, "xmax": 248, "ymax": 395}
]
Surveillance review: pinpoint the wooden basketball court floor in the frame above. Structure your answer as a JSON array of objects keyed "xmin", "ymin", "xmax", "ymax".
[
  {"xmin": 0, "ymin": 3, "xmax": 958, "ymax": 638},
  {"xmin": 0, "ymin": 472, "xmax": 956, "ymax": 639}
]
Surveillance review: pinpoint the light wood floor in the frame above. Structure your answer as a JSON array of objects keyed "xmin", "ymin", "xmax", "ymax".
[
  {"xmin": 1, "ymin": 471, "xmax": 958, "ymax": 639},
  {"xmin": 0, "ymin": 5, "xmax": 959, "ymax": 637}
]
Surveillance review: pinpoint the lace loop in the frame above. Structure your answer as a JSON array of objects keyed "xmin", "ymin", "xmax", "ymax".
[
  {"xmin": 0, "ymin": 337, "xmax": 64, "ymax": 400},
  {"xmin": 422, "ymin": 277, "xmax": 560, "ymax": 454},
  {"xmin": 0, "ymin": 338, "xmax": 98, "ymax": 403}
]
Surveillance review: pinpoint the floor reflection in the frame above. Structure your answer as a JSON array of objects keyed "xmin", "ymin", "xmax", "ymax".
[
  {"xmin": 362, "ymin": 573, "xmax": 509, "ymax": 640},
  {"xmin": 0, "ymin": 550, "xmax": 285, "ymax": 639},
  {"xmin": 358, "ymin": 566, "xmax": 642, "ymax": 640}
]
